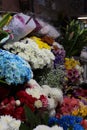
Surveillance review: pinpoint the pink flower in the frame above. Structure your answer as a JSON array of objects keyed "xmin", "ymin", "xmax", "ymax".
[
  {"xmin": 67, "ymin": 68, "xmax": 80, "ymax": 83},
  {"xmin": 59, "ymin": 97, "xmax": 79, "ymax": 115},
  {"xmin": 81, "ymin": 119, "xmax": 87, "ymax": 129},
  {"xmin": 40, "ymin": 95, "xmax": 48, "ymax": 108}
]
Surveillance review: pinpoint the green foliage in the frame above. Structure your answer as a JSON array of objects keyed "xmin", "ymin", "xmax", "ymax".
[
  {"xmin": 0, "ymin": 13, "xmax": 11, "ymax": 28},
  {"xmin": 58, "ymin": 19, "xmax": 87, "ymax": 57},
  {"xmin": 19, "ymin": 123, "xmax": 29, "ymax": 130},
  {"xmin": 19, "ymin": 105, "xmax": 49, "ymax": 130},
  {"xmin": 0, "ymin": 30, "xmax": 9, "ymax": 41}
]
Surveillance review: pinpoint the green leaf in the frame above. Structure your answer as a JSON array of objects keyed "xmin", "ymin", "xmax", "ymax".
[
  {"xmin": 19, "ymin": 123, "xmax": 29, "ymax": 130},
  {"xmin": 22, "ymin": 105, "xmax": 49, "ymax": 129},
  {"xmin": 41, "ymin": 112, "xmax": 49, "ymax": 125},
  {"xmin": 0, "ymin": 30, "xmax": 9, "ymax": 41},
  {"xmin": 24, "ymin": 105, "xmax": 36, "ymax": 128},
  {"xmin": 59, "ymin": 19, "xmax": 87, "ymax": 57},
  {"xmin": 0, "ymin": 13, "xmax": 11, "ymax": 28}
]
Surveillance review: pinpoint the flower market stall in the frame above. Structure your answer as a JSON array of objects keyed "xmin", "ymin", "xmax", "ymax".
[{"xmin": 0, "ymin": 12, "xmax": 87, "ymax": 130}]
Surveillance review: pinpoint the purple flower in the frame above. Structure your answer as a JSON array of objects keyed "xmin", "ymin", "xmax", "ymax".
[
  {"xmin": 52, "ymin": 49, "xmax": 66, "ymax": 68},
  {"xmin": 67, "ymin": 68, "xmax": 80, "ymax": 83}
]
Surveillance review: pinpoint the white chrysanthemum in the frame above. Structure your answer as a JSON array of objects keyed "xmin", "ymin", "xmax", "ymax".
[
  {"xmin": 33, "ymin": 125, "xmax": 63, "ymax": 130},
  {"xmin": 34, "ymin": 100, "xmax": 42, "ymax": 108},
  {"xmin": 0, "ymin": 115, "xmax": 21, "ymax": 130},
  {"xmin": 26, "ymin": 87, "xmax": 43, "ymax": 99},
  {"xmin": 3, "ymin": 38, "xmax": 55, "ymax": 69},
  {"xmin": 28, "ymin": 79, "xmax": 41, "ymax": 89}
]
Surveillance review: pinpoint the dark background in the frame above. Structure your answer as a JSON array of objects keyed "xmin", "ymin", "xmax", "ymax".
[{"xmin": 0, "ymin": 0, "xmax": 87, "ymax": 20}]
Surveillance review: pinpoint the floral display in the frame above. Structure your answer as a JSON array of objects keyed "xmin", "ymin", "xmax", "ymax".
[
  {"xmin": 72, "ymin": 102, "xmax": 87, "ymax": 118},
  {"xmin": 65, "ymin": 57, "xmax": 80, "ymax": 70},
  {"xmin": 64, "ymin": 57, "xmax": 83, "ymax": 84},
  {"xmin": 48, "ymin": 115, "xmax": 84, "ymax": 130},
  {"xmin": 0, "ymin": 115, "xmax": 21, "ymax": 130},
  {"xmin": 3, "ymin": 38, "xmax": 55, "ymax": 69},
  {"xmin": 58, "ymin": 19, "xmax": 87, "ymax": 57},
  {"xmin": 0, "ymin": 49, "xmax": 33, "ymax": 85},
  {"xmin": 0, "ymin": 79, "xmax": 63, "ymax": 122},
  {"xmin": 31, "ymin": 36, "xmax": 51, "ymax": 49},
  {"xmin": 39, "ymin": 65, "xmax": 65, "ymax": 88},
  {"xmin": 0, "ymin": 12, "xmax": 87, "ymax": 130},
  {"xmin": 53, "ymin": 47, "xmax": 66, "ymax": 68},
  {"xmin": 59, "ymin": 96, "xmax": 80, "ymax": 116},
  {"xmin": 33, "ymin": 125, "xmax": 63, "ymax": 130},
  {"xmin": 81, "ymin": 119, "xmax": 87, "ymax": 129},
  {"xmin": 24, "ymin": 79, "xmax": 63, "ymax": 116}
]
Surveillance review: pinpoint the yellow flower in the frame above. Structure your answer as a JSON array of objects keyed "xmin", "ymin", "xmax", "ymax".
[
  {"xmin": 31, "ymin": 36, "xmax": 51, "ymax": 50},
  {"xmin": 65, "ymin": 57, "xmax": 80, "ymax": 70},
  {"xmin": 79, "ymin": 105, "xmax": 87, "ymax": 117},
  {"xmin": 72, "ymin": 109, "xmax": 79, "ymax": 116}
]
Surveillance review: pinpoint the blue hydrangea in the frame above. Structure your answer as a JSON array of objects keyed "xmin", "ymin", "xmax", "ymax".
[
  {"xmin": 48, "ymin": 115, "xmax": 84, "ymax": 130},
  {"xmin": 0, "ymin": 49, "xmax": 33, "ymax": 85}
]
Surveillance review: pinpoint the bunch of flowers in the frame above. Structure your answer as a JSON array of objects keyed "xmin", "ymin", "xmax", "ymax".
[
  {"xmin": 0, "ymin": 96, "xmax": 25, "ymax": 121},
  {"xmin": 72, "ymin": 101, "xmax": 87, "ymax": 118},
  {"xmin": 33, "ymin": 125, "xmax": 63, "ymax": 130},
  {"xmin": 52, "ymin": 42, "xmax": 66, "ymax": 68},
  {"xmin": 26, "ymin": 79, "xmax": 63, "ymax": 116},
  {"xmin": 0, "ymin": 89, "xmax": 48, "ymax": 121},
  {"xmin": 31, "ymin": 36, "xmax": 51, "ymax": 49},
  {"xmin": 65, "ymin": 57, "xmax": 81, "ymax": 70},
  {"xmin": 73, "ymin": 88, "xmax": 87, "ymax": 98},
  {"xmin": 0, "ymin": 78, "xmax": 63, "ymax": 123},
  {"xmin": 53, "ymin": 48, "xmax": 65, "ymax": 67},
  {"xmin": 39, "ymin": 65, "xmax": 65, "ymax": 88},
  {"xmin": 17, "ymin": 90, "xmax": 48, "ymax": 111},
  {"xmin": 59, "ymin": 96, "xmax": 80, "ymax": 116},
  {"xmin": 57, "ymin": 95, "xmax": 87, "ymax": 119},
  {"xmin": 0, "ymin": 115, "xmax": 21, "ymax": 130},
  {"xmin": 64, "ymin": 57, "xmax": 83, "ymax": 84},
  {"xmin": 3, "ymin": 38, "xmax": 55, "ymax": 69},
  {"xmin": 81, "ymin": 119, "xmax": 87, "ymax": 129},
  {"xmin": 48, "ymin": 115, "xmax": 84, "ymax": 130},
  {"xmin": 0, "ymin": 49, "xmax": 33, "ymax": 85}
]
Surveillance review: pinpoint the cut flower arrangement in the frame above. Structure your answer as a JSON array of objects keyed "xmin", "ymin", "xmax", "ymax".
[
  {"xmin": 0, "ymin": 12, "xmax": 86, "ymax": 130},
  {"xmin": 65, "ymin": 57, "xmax": 84, "ymax": 85},
  {"xmin": 3, "ymin": 38, "xmax": 55, "ymax": 69}
]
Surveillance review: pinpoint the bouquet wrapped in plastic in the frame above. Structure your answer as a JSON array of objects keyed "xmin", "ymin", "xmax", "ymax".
[{"xmin": 4, "ymin": 13, "xmax": 36, "ymax": 42}]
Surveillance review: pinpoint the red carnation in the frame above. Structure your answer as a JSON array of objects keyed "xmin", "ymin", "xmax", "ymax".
[
  {"xmin": 0, "ymin": 97, "xmax": 16, "ymax": 115},
  {"xmin": 13, "ymin": 106, "xmax": 25, "ymax": 121},
  {"xmin": 17, "ymin": 90, "xmax": 37, "ymax": 111}
]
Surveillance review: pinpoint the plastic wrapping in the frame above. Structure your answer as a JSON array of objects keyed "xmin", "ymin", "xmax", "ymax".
[{"xmin": 4, "ymin": 13, "xmax": 36, "ymax": 42}]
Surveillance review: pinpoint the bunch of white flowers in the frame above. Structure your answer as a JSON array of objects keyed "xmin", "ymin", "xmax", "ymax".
[
  {"xmin": 3, "ymin": 38, "xmax": 55, "ymax": 69},
  {"xmin": 33, "ymin": 125, "xmax": 63, "ymax": 130},
  {"xmin": 0, "ymin": 115, "xmax": 21, "ymax": 130}
]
